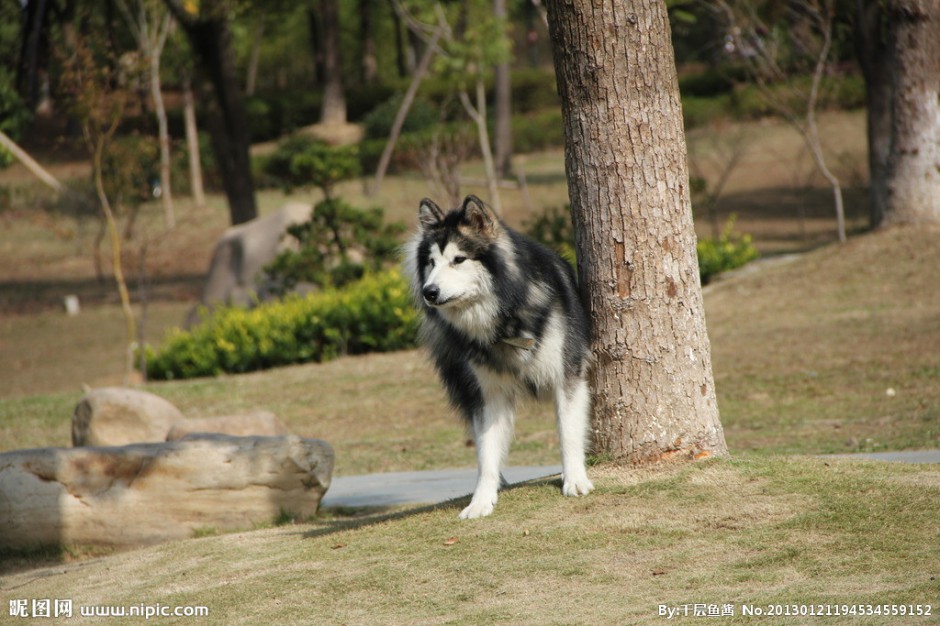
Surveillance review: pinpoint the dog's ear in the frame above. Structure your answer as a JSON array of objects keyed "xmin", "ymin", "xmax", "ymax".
[
  {"xmin": 418, "ymin": 198, "xmax": 444, "ymax": 230},
  {"xmin": 461, "ymin": 195, "xmax": 496, "ymax": 237}
]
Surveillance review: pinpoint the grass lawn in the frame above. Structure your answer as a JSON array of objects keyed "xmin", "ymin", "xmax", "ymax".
[
  {"xmin": 1, "ymin": 457, "xmax": 937, "ymax": 624},
  {"xmin": 1, "ymin": 110, "xmax": 938, "ymax": 621}
]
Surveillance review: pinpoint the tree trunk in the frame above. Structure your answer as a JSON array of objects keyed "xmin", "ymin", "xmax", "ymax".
[
  {"xmin": 0, "ymin": 130, "xmax": 68, "ymax": 194},
  {"xmin": 855, "ymin": 0, "xmax": 892, "ymax": 228},
  {"xmin": 390, "ymin": 0, "xmax": 408, "ymax": 78},
  {"xmin": 150, "ymin": 13, "xmax": 175, "ymax": 229},
  {"xmin": 182, "ymin": 74, "xmax": 206, "ymax": 208},
  {"xmin": 460, "ymin": 79, "xmax": 502, "ymax": 215},
  {"xmin": 545, "ymin": 0, "xmax": 727, "ymax": 463},
  {"xmin": 185, "ymin": 18, "xmax": 257, "ymax": 224},
  {"xmin": 163, "ymin": 0, "xmax": 257, "ymax": 225},
  {"xmin": 91, "ymin": 135, "xmax": 137, "ymax": 385},
  {"xmin": 884, "ymin": 0, "xmax": 940, "ymax": 225},
  {"xmin": 18, "ymin": 0, "xmax": 50, "ymax": 110},
  {"xmin": 369, "ymin": 25, "xmax": 443, "ymax": 196},
  {"xmin": 319, "ymin": 0, "xmax": 347, "ymax": 125},
  {"xmin": 360, "ymin": 0, "xmax": 377, "ymax": 83},
  {"xmin": 245, "ymin": 16, "xmax": 265, "ymax": 96},
  {"xmin": 493, "ymin": 0, "xmax": 513, "ymax": 178}
]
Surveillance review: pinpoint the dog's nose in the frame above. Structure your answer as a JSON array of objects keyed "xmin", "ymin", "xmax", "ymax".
[{"xmin": 422, "ymin": 285, "xmax": 440, "ymax": 303}]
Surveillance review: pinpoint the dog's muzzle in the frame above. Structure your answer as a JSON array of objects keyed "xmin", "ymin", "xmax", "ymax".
[{"xmin": 422, "ymin": 284, "xmax": 441, "ymax": 305}]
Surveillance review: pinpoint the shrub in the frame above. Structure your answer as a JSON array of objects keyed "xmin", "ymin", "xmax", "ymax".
[
  {"xmin": 244, "ymin": 90, "xmax": 322, "ymax": 141},
  {"xmin": 697, "ymin": 218, "xmax": 760, "ymax": 284},
  {"xmin": 509, "ymin": 69, "xmax": 560, "ymax": 113},
  {"xmin": 362, "ymin": 94, "xmax": 438, "ymax": 141},
  {"xmin": 525, "ymin": 206, "xmax": 758, "ymax": 284},
  {"xmin": 262, "ymin": 135, "xmax": 360, "ymax": 196},
  {"xmin": 263, "ymin": 199, "xmax": 405, "ymax": 293},
  {"xmin": 525, "ymin": 205, "xmax": 576, "ymax": 268},
  {"xmin": 143, "ymin": 270, "xmax": 418, "ymax": 380},
  {"xmin": 511, "ymin": 109, "xmax": 565, "ymax": 154},
  {"xmin": 681, "ymin": 94, "xmax": 732, "ymax": 129},
  {"xmin": 101, "ymin": 133, "xmax": 160, "ymax": 207},
  {"xmin": 0, "ymin": 68, "xmax": 31, "ymax": 168}
]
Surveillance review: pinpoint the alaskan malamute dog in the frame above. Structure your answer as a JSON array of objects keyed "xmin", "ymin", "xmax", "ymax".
[{"xmin": 404, "ymin": 195, "xmax": 594, "ymax": 518}]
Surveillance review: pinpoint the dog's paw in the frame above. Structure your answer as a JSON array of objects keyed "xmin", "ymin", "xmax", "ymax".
[
  {"xmin": 459, "ymin": 493, "xmax": 497, "ymax": 519},
  {"xmin": 562, "ymin": 474, "xmax": 594, "ymax": 497}
]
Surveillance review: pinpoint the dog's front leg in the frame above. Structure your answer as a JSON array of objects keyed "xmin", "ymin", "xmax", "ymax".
[
  {"xmin": 460, "ymin": 392, "xmax": 514, "ymax": 519},
  {"xmin": 556, "ymin": 376, "xmax": 594, "ymax": 497}
]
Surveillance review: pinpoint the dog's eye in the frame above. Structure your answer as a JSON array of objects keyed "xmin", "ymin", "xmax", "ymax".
[{"xmin": 453, "ymin": 256, "xmax": 467, "ymax": 265}]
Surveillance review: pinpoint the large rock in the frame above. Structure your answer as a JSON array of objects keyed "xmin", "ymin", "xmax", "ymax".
[
  {"xmin": 166, "ymin": 411, "xmax": 289, "ymax": 441},
  {"xmin": 189, "ymin": 202, "xmax": 313, "ymax": 324},
  {"xmin": 0, "ymin": 434, "xmax": 333, "ymax": 549},
  {"xmin": 72, "ymin": 387, "xmax": 184, "ymax": 447}
]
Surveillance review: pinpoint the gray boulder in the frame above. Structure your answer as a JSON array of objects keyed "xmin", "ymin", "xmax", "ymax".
[
  {"xmin": 0, "ymin": 434, "xmax": 334, "ymax": 549},
  {"xmin": 72, "ymin": 387, "xmax": 184, "ymax": 447},
  {"xmin": 188, "ymin": 202, "xmax": 312, "ymax": 326},
  {"xmin": 166, "ymin": 411, "xmax": 289, "ymax": 441}
]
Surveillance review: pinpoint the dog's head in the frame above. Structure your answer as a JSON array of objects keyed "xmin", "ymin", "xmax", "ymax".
[{"xmin": 413, "ymin": 195, "xmax": 501, "ymax": 310}]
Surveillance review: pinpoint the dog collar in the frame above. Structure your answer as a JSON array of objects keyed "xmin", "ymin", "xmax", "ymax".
[{"xmin": 498, "ymin": 336, "xmax": 535, "ymax": 350}]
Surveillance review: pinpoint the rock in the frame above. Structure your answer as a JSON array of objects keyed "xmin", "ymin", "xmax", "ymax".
[
  {"xmin": 72, "ymin": 387, "xmax": 184, "ymax": 447},
  {"xmin": 187, "ymin": 202, "xmax": 313, "ymax": 326},
  {"xmin": 0, "ymin": 434, "xmax": 334, "ymax": 549},
  {"xmin": 166, "ymin": 411, "xmax": 289, "ymax": 441}
]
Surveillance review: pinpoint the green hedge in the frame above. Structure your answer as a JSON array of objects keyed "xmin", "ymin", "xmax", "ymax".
[
  {"xmin": 697, "ymin": 225, "xmax": 760, "ymax": 285},
  {"xmin": 143, "ymin": 270, "xmax": 418, "ymax": 380}
]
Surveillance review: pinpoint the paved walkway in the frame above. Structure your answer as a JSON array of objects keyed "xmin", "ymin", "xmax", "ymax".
[
  {"xmin": 818, "ymin": 450, "xmax": 940, "ymax": 464},
  {"xmin": 321, "ymin": 465, "xmax": 561, "ymax": 509},
  {"xmin": 320, "ymin": 451, "xmax": 940, "ymax": 510}
]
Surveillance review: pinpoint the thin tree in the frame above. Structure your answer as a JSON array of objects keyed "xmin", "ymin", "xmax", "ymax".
[
  {"xmin": 368, "ymin": 15, "xmax": 445, "ymax": 196},
  {"xmin": 181, "ymin": 70, "xmax": 206, "ymax": 208},
  {"xmin": 61, "ymin": 37, "xmax": 138, "ymax": 383},
  {"xmin": 545, "ymin": 0, "xmax": 728, "ymax": 463},
  {"xmin": 712, "ymin": 0, "xmax": 847, "ymax": 243},
  {"xmin": 116, "ymin": 0, "xmax": 176, "ymax": 229},
  {"xmin": 0, "ymin": 130, "xmax": 68, "ymax": 194},
  {"xmin": 370, "ymin": 0, "xmax": 508, "ymax": 212}
]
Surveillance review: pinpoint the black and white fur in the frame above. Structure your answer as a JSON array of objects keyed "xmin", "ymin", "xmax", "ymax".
[{"xmin": 403, "ymin": 195, "xmax": 594, "ymax": 519}]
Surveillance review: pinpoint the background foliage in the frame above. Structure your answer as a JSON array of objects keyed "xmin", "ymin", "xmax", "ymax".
[{"xmin": 143, "ymin": 270, "xmax": 418, "ymax": 380}]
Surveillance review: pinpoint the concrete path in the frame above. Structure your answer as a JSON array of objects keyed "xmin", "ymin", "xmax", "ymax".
[
  {"xmin": 321, "ymin": 451, "xmax": 940, "ymax": 510},
  {"xmin": 818, "ymin": 450, "xmax": 940, "ymax": 464},
  {"xmin": 321, "ymin": 465, "xmax": 561, "ymax": 509}
]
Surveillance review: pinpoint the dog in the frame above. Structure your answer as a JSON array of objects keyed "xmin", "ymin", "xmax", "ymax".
[{"xmin": 403, "ymin": 195, "xmax": 594, "ymax": 519}]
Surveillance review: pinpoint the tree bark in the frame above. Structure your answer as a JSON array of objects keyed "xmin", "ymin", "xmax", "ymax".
[
  {"xmin": 17, "ymin": 0, "xmax": 50, "ymax": 110},
  {"xmin": 493, "ymin": 0, "xmax": 513, "ymax": 178},
  {"xmin": 245, "ymin": 16, "xmax": 265, "ymax": 96},
  {"xmin": 182, "ymin": 74, "xmax": 206, "ymax": 208},
  {"xmin": 545, "ymin": 0, "xmax": 727, "ymax": 463},
  {"xmin": 319, "ymin": 0, "xmax": 347, "ymax": 125},
  {"xmin": 360, "ymin": 0, "xmax": 378, "ymax": 83},
  {"xmin": 884, "ymin": 0, "xmax": 940, "ymax": 225},
  {"xmin": 855, "ymin": 0, "xmax": 892, "ymax": 228}
]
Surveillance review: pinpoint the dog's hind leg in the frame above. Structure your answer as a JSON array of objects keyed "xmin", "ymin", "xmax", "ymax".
[
  {"xmin": 460, "ymin": 392, "xmax": 514, "ymax": 519},
  {"xmin": 556, "ymin": 376, "xmax": 594, "ymax": 497}
]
